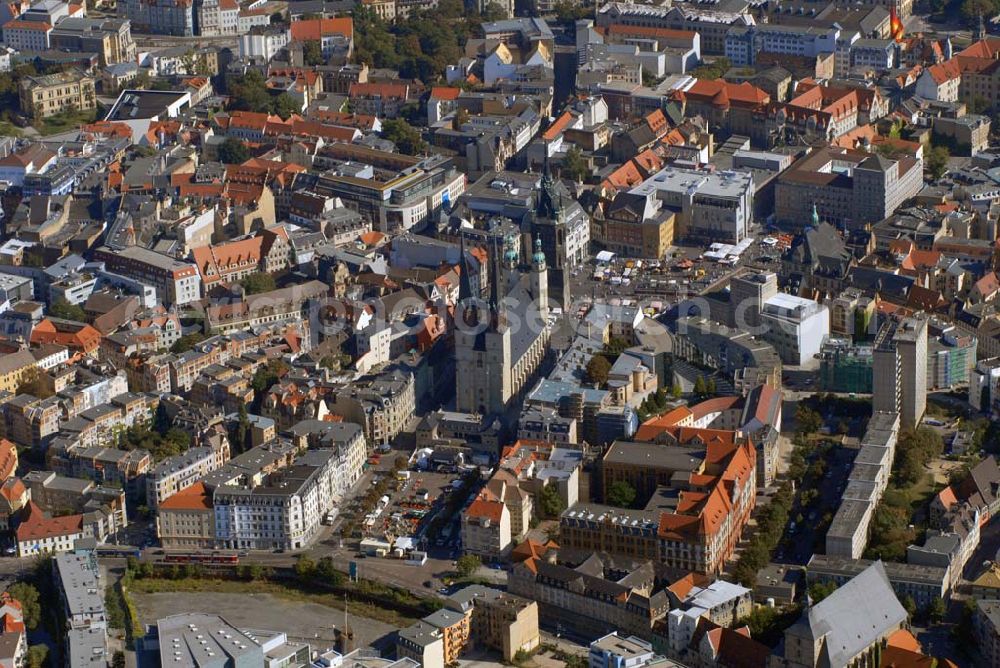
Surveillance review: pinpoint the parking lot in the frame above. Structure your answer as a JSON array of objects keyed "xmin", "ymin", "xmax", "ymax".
[{"xmin": 331, "ymin": 441, "xmax": 483, "ymax": 558}]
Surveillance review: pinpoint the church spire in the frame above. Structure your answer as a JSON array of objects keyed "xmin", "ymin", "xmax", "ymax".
[
  {"xmin": 537, "ymin": 158, "xmax": 562, "ymax": 221},
  {"xmin": 486, "ymin": 234, "xmax": 508, "ymax": 331},
  {"xmin": 532, "ymin": 235, "xmax": 546, "ymax": 271},
  {"xmin": 458, "ymin": 232, "xmax": 474, "ymax": 303}
]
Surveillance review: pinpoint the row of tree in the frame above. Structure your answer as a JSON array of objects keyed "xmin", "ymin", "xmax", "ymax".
[
  {"xmin": 352, "ymin": 3, "xmax": 508, "ymax": 83},
  {"xmin": 225, "ymin": 70, "xmax": 303, "ymax": 118}
]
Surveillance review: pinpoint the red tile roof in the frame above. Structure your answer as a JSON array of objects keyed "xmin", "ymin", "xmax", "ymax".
[
  {"xmin": 349, "ymin": 82, "xmax": 408, "ymax": 99},
  {"xmin": 925, "ymin": 59, "xmax": 961, "ymax": 85},
  {"xmin": 606, "ymin": 24, "xmax": 696, "ymax": 44},
  {"xmin": 688, "ymin": 396, "xmax": 741, "ymax": 421},
  {"xmin": 289, "ymin": 17, "xmax": 353, "ymax": 41},
  {"xmin": 0, "ymin": 440, "xmax": 16, "ymax": 482},
  {"xmin": 15, "ymin": 502, "xmax": 83, "ymax": 543},
  {"xmin": 30, "ymin": 319, "xmax": 101, "ymax": 355},
  {"xmin": 683, "ymin": 80, "xmax": 769, "ymax": 108},
  {"xmin": 3, "ymin": 19, "xmax": 50, "ymax": 31},
  {"xmin": 0, "ymin": 478, "xmax": 26, "ymax": 507},
  {"xmin": 159, "ymin": 482, "xmax": 213, "ymax": 510},
  {"xmin": 957, "ymin": 37, "xmax": 1000, "ymax": 59},
  {"xmin": 542, "ymin": 110, "xmax": 575, "ymax": 141},
  {"xmin": 430, "ymin": 86, "xmax": 461, "ymax": 101}
]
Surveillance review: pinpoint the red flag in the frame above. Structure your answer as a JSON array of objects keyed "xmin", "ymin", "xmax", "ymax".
[{"xmin": 890, "ymin": 5, "xmax": 905, "ymax": 42}]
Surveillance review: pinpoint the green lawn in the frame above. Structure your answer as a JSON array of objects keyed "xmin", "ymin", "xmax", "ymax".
[
  {"xmin": 883, "ymin": 472, "xmax": 940, "ymax": 513},
  {"xmin": 866, "ymin": 472, "xmax": 943, "ymax": 561},
  {"xmin": 35, "ymin": 108, "xmax": 97, "ymax": 136},
  {"xmin": 0, "ymin": 121, "xmax": 22, "ymax": 137}
]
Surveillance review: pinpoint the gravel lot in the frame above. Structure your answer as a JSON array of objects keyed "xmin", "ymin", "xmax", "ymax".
[{"xmin": 132, "ymin": 592, "xmax": 399, "ymax": 651}]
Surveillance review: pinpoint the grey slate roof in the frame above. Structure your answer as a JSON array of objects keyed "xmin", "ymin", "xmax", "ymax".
[{"xmin": 792, "ymin": 561, "xmax": 907, "ymax": 668}]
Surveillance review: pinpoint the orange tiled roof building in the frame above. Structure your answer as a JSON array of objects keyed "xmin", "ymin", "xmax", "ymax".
[{"xmin": 559, "ymin": 429, "xmax": 756, "ymax": 575}]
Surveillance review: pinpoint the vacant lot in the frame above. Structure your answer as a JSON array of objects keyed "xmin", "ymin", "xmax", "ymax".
[{"xmin": 132, "ymin": 591, "xmax": 399, "ymax": 651}]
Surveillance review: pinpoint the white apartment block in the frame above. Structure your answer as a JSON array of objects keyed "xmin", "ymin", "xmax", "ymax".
[
  {"xmin": 94, "ymin": 246, "xmax": 201, "ymax": 306},
  {"xmin": 239, "ymin": 28, "xmax": 287, "ymax": 60},
  {"xmin": 212, "ymin": 450, "xmax": 339, "ymax": 551},
  {"xmin": 2, "ymin": 21, "xmax": 52, "ymax": 51},
  {"xmin": 726, "ymin": 24, "xmax": 838, "ymax": 66},
  {"xmin": 54, "ymin": 553, "xmax": 108, "ymax": 631},
  {"xmin": 760, "ymin": 293, "xmax": 830, "ymax": 366},
  {"xmin": 630, "ymin": 166, "xmax": 753, "ymax": 243}
]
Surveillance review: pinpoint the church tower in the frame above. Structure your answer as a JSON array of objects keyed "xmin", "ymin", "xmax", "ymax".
[
  {"xmin": 530, "ymin": 235, "xmax": 549, "ymax": 321},
  {"xmin": 454, "ymin": 235, "xmax": 512, "ymax": 416},
  {"xmin": 531, "ymin": 161, "xmax": 574, "ymax": 312}
]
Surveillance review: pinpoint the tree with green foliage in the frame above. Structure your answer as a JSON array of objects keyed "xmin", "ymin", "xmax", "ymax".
[
  {"xmin": 271, "ymin": 93, "xmax": 302, "ymax": 119},
  {"xmin": 303, "ymin": 40, "xmax": 325, "ymax": 66},
  {"xmin": 864, "ymin": 501, "xmax": 915, "ymax": 562},
  {"xmin": 316, "ymin": 556, "xmax": 344, "ymax": 585},
  {"xmin": 251, "ymin": 358, "xmax": 290, "ymax": 406},
  {"xmin": 456, "ymin": 554, "xmax": 481, "ymax": 577},
  {"xmin": 554, "ymin": 0, "xmax": 593, "ymax": 20},
  {"xmin": 7, "ymin": 583, "xmax": 40, "ymax": 629},
  {"xmin": 26, "ymin": 646, "xmax": 48, "ymax": 668},
  {"xmin": 562, "ymin": 146, "xmax": 589, "ymax": 184},
  {"xmin": 480, "ymin": 2, "xmax": 509, "ymax": 20},
  {"xmin": 795, "ymin": 405, "xmax": 823, "ymax": 435},
  {"xmin": 927, "ymin": 596, "xmax": 946, "ymax": 623},
  {"xmin": 352, "ymin": 5, "xmax": 497, "ymax": 82},
  {"xmin": 240, "ymin": 272, "xmax": 276, "ymax": 294},
  {"xmin": 452, "ymin": 106, "xmax": 470, "ymax": 130},
  {"xmin": 585, "ymin": 354, "xmax": 611, "ymax": 386},
  {"xmin": 606, "ymin": 480, "xmax": 637, "ymax": 508},
  {"xmin": 739, "ymin": 606, "xmax": 780, "ymax": 640},
  {"xmin": 294, "ymin": 555, "xmax": 316, "ymax": 582},
  {"xmin": 120, "ymin": 421, "xmax": 191, "ymax": 462},
  {"xmin": 894, "ymin": 427, "xmax": 944, "ymax": 486},
  {"xmin": 351, "ymin": 7, "xmax": 401, "ymax": 70},
  {"xmin": 706, "ymin": 378, "xmax": 716, "ymax": 396},
  {"xmin": 694, "ymin": 375, "xmax": 707, "ymax": 397},
  {"xmin": 382, "ymin": 118, "xmax": 427, "ymax": 155},
  {"xmin": 171, "ymin": 332, "xmax": 206, "ymax": 354},
  {"xmin": 671, "ymin": 383, "xmax": 683, "ymax": 399},
  {"xmin": 692, "ymin": 57, "xmax": 731, "ymax": 80},
  {"xmin": 226, "ymin": 70, "xmax": 273, "ymax": 113},
  {"xmin": 962, "ymin": 0, "xmax": 996, "ymax": 21},
  {"xmin": 49, "ymin": 298, "xmax": 86, "ymax": 322},
  {"xmin": 225, "ymin": 70, "xmax": 301, "ymax": 117},
  {"xmin": 218, "ymin": 137, "xmax": 251, "ymax": 164},
  {"xmin": 901, "ymin": 595, "xmax": 917, "ymax": 618},
  {"xmin": 731, "ymin": 482, "xmax": 793, "ymax": 586},
  {"xmin": 807, "ymin": 580, "xmax": 838, "ymax": 604},
  {"xmin": 230, "ymin": 404, "xmax": 251, "ymax": 454},
  {"xmin": 604, "ymin": 337, "xmax": 630, "ymax": 358},
  {"xmin": 927, "ymin": 145, "xmax": 951, "ymax": 180},
  {"xmin": 537, "ymin": 483, "xmax": 566, "ymax": 519}
]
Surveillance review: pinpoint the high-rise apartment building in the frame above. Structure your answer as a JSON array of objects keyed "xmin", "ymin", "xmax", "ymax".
[{"xmin": 873, "ymin": 314, "xmax": 928, "ymax": 428}]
